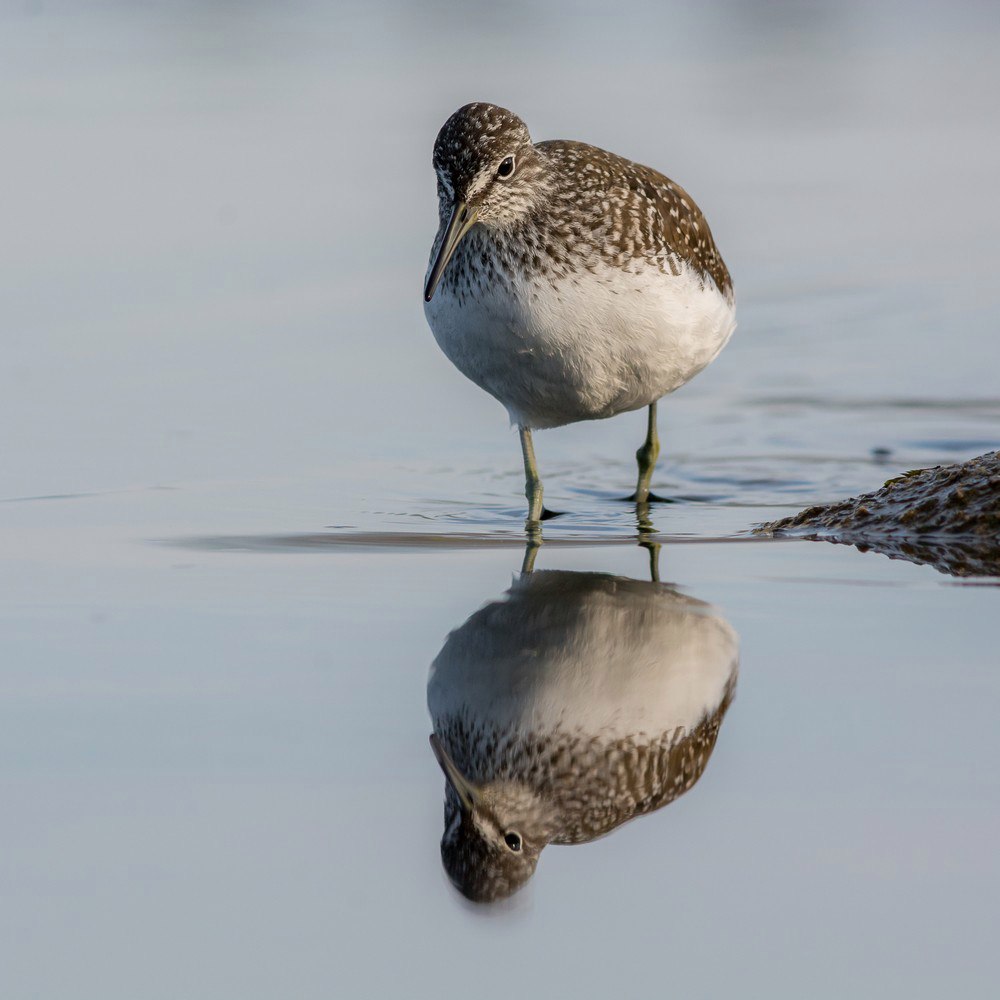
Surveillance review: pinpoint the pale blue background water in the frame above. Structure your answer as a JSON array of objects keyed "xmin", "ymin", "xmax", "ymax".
[{"xmin": 1, "ymin": 2, "xmax": 999, "ymax": 997}]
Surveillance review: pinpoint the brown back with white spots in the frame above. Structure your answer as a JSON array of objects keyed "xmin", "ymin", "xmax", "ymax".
[{"xmin": 536, "ymin": 140, "xmax": 733, "ymax": 299}]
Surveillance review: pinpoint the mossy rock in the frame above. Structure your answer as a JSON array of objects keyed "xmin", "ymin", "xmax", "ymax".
[{"xmin": 757, "ymin": 451, "xmax": 1000, "ymax": 578}]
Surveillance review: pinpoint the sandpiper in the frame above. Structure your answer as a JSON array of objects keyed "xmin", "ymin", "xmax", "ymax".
[
  {"xmin": 427, "ymin": 568, "xmax": 739, "ymax": 902},
  {"xmin": 424, "ymin": 103, "xmax": 735, "ymax": 528}
]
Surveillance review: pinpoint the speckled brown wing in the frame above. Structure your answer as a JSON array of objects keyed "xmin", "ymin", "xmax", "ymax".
[
  {"xmin": 537, "ymin": 139, "xmax": 733, "ymax": 299},
  {"xmin": 627, "ymin": 160, "xmax": 734, "ymax": 299}
]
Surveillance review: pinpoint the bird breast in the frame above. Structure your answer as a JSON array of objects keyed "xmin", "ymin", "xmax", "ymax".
[{"xmin": 423, "ymin": 232, "xmax": 736, "ymax": 429}]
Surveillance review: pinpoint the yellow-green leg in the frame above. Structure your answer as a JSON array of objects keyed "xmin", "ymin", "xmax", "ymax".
[
  {"xmin": 519, "ymin": 426, "xmax": 544, "ymax": 532},
  {"xmin": 633, "ymin": 401, "xmax": 660, "ymax": 505},
  {"xmin": 520, "ymin": 538, "xmax": 540, "ymax": 575},
  {"xmin": 636, "ymin": 495, "xmax": 659, "ymax": 579},
  {"xmin": 641, "ymin": 539, "xmax": 662, "ymax": 582}
]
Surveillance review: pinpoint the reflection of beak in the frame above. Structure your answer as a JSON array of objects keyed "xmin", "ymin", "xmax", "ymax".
[
  {"xmin": 424, "ymin": 200, "xmax": 479, "ymax": 302},
  {"xmin": 429, "ymin": 734, "xmax": 481, "ymax": 811}
]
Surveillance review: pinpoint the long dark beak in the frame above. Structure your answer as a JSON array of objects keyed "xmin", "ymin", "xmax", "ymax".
[
  {"xmin": 429, "ymin": 733, "xmax": 481, "ymax": 811},
  {"xmin": 424, "ymin": 200, "xmax": 478, "ymax": 302}
]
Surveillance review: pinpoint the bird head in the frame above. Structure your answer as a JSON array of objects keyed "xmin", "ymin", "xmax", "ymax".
[
  {"xmin": 430, "ymin": 733, "xmax": 555, "ymax": 903},
  {"xmin": 424, "ymin": 102, "xmax": 549, "ymax": 301}
]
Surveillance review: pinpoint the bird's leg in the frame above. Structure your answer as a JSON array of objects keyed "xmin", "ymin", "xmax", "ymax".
[
  {"xmin": 636, "ymin": 497, "xmax": 659, "ymax": 581},
  {"xmin": 640, "ymin": 539, "xmax": 662, "ymax": 583},
  {"xmin": 636, "ymin": 498, "xmax": 655, "ymax": 538},
  {"xmin": 520, "ymin": 538, "xmax": 541, "ymax": 575},
  {"xmin": 519, "ymin": 425, "xmax": 544, "ymax": 533},
  {"xmin": 633, "ymin": 401, "xmax": 660, "ymax": 505}
]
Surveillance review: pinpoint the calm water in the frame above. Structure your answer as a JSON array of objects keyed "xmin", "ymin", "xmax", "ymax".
[{"xmin": 2, "ymin": 2, "xmax": 999, "ymax": 997}]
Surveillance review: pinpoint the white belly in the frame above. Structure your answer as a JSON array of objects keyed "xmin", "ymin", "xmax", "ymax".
[
  {"xmin": 424, "ymin": 259, "xmax": 736, "ymax": 429},
  {"xmin": 427, "ymin": 571, "xmax": 739, "ymax": 744}
]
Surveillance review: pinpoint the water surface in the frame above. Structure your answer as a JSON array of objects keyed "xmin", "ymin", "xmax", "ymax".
[{"xmin": 1, "ymin": 2, "xmax": 999, "ymax": 998}]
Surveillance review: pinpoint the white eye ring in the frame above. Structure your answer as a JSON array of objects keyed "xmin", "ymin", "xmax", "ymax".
[{"xmin": 496, "ymin": 156, "xmax": 516, "ymax": 180}]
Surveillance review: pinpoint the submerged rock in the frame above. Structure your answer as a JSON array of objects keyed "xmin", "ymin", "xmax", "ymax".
[{"xmin": 758, "ymin": 451, "xmax": 1000, "ymax": 578}]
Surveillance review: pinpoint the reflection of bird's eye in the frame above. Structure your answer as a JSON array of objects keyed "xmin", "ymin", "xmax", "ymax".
[
  {"xmin": 504, "ymin": 831, "xmax": 522, "ymax": 852},
  {"xmin": 496, "ymin": 156, "xmax": 515, "ymax": 179}
]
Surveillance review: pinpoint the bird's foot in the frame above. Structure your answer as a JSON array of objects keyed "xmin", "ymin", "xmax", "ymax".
[{"xmin": 621, "ymin": 491, "xmax": 674, "ymax": 504}]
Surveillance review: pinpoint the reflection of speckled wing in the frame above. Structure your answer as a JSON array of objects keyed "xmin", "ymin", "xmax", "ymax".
[{"xmin": 552, "ymin": 677, "xmax": 736, "ymax": 845}]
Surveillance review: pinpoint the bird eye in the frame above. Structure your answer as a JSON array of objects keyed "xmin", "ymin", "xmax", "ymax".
[
  {"xmin": 496, "ymin": 156, "xmax": 515, "ymax": 179},
  {"xmin": 504, "ymin": 831, "xmax": 522, "ymax": 852}
]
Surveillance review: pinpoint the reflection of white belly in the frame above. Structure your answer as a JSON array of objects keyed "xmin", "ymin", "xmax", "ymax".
[
  {"xmin": 424, "ymin": 260, "xmax": 736, "ymax": 430},
  {"xmin": 427, "ymin": 572, "xmax": 739, "ymax": 744}
]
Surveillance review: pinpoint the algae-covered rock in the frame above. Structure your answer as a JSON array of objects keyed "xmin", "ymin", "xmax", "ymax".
[{"xmin": 758, "ymin": 451, "xmax": 1000, "ymax": 578}]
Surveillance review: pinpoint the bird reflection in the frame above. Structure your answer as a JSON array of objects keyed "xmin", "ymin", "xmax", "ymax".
[{"xmin": 427, "ymin": 551, "xmax": 739, "ymax": 903}]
